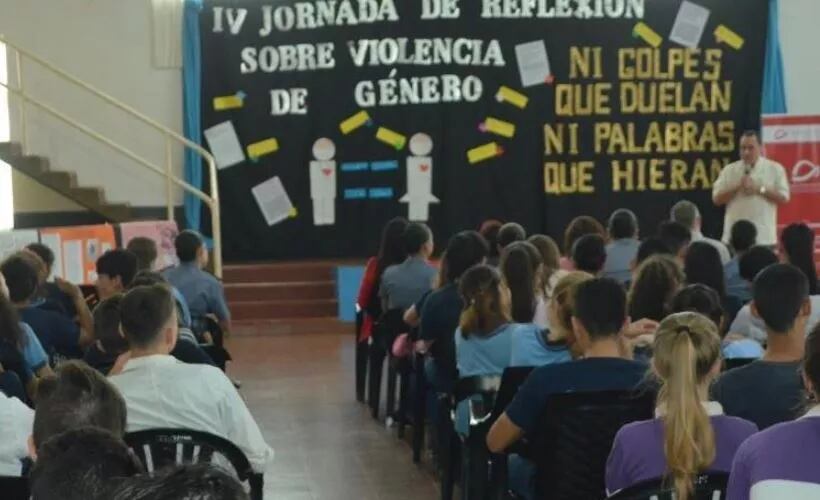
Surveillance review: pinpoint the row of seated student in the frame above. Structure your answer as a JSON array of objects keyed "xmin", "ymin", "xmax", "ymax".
[
  {"xmin": 0, "ymin": 231, "xmax": 274, "ymax": 491},
  {"xmin": 356, "ymin": 206, "xmax": 820, "ymax": 499}
]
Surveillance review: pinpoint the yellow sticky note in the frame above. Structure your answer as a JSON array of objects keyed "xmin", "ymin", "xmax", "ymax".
[
  {"xmin": 467, "ymin": 143, "xmax": 502, "ymax": 165},
  {"xmin": 633, "ymin": 22, "xmax": 662, "ymax": 48},
  {"xmin": 376, "ymin": 127, "xmax": 407, "ymax": 150},
  {"xmin": 339, "ymin": 110, "xmax": 371, "ymax": 135},
  {"xmin": 246, "ymin": 138, "xmax": 279, "ymax": 159},
  {"xmin": 496, "ymin": 86, "xmax": 528, "ymax": 109},
  {"xmin": 715, "ymin": 25, "xmax": 744, "ymax": 50},
  {"xmin": 483, "ymin": 117, "xmax": 516, "ymax": 138},
  {"xmin": 213, "ymin": 94, "xmax": 244, "ymax": 111}
]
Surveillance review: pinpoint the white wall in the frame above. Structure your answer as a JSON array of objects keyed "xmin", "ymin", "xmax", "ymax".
[
  {"xmin": 780, "ymin": 0, "xmax": 820, "ymax": 115},
  {"xmin": 0, "ymin": 0, "xmax": 184, "ymax": 209}
]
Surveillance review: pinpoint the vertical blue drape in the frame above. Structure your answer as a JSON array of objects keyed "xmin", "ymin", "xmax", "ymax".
[
  {"xmin": 182, "ymin": 0, "xmax": 203, "ymax": 231},
  {"xmin": 762, "ymin": 0, "xmax": 788, "ymax": 114}
]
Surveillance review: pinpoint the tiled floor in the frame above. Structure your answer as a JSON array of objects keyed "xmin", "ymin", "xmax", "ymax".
[{"xmin": 227, "ymin": 326, "xmax": 439, "ymax": 500}]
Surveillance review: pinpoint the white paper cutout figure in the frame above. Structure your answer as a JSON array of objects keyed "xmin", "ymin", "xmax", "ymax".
[
  {"xmin": 309, "ymin": 138, "xmax": 337, "ymax": 225},
  {"xmin": 400, "ymin": 133, "xmax": 439, "ymax": 221}
]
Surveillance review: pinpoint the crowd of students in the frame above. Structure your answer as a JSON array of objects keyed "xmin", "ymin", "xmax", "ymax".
[
  {"xmin": 0, "ymin": 230, "xmax": 271, "ymax": 499},
  {"xmin": 357, "ymin": 208, "xmax": 820, "ymax": 499}
]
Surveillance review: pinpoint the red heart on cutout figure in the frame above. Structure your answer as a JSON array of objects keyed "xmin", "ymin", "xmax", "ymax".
[
  {"xmin": 419, "ymin": 164, "xmax": 430, "ymax": 172},
  {"xmin": 322, "ymin": 168, "xmax": 333, "ymax": 176}
]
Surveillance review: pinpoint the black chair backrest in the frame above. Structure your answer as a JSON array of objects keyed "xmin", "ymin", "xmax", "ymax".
[
  {"xmin": 453, "ymin": 375, "xmax": 502, "ymax": 427},
  {"xmin": 532, "ymin": 390, "xmax": 656, "ymax": 500},
  {"xmin": 125, "ymin": 428, "xmax": 262, "ymax": 500},
  {"xmin": 0, "ymin": 476, "xmax": 29, "ymax": 500},
  {"xmin": 490, "ymin": 366, "xmax": 534, "ymax": 424},
  {"xmin": 723, "ymin": 357, "xmax": 757, "ymax": 371},
  {"xmin": 606, "ymin": 472, "xmax": 730, "ymax": 500}
]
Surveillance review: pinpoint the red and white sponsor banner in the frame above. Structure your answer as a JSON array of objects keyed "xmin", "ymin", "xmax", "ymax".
[{"xmin": 762, "ymin": 114, "xmax": 820, "ymax": 264}]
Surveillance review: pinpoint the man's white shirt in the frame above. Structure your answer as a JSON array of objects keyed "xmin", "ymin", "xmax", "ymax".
[{"xmin": 0, "ymin": 392, "xmax": 33, "ymax": 476}]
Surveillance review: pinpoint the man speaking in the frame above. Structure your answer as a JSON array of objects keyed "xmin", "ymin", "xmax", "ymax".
[{"xmin": 713, "ymin": 130, "xmax": 790, "ymax": 247}]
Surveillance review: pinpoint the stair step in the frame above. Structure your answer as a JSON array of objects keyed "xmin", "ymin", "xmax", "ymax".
[
  {"xmin": 225, "ymin": 281, "xmax": 335, "ymax": 301},
  {"xmin": 223, "ymin": 262, "xmax": 337, "ymax": 284},
  {"xmin": 229, "ymin": 299, "xmax": 338, "ymax": 320},
  {"xmin": 0, "ymin": 141, "xmax": 22, "ymax": 157}
]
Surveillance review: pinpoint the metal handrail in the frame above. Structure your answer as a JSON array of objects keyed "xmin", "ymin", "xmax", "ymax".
[{"xmin": 0, "ymin": 35, "xmax": 222, "ymax": 277}]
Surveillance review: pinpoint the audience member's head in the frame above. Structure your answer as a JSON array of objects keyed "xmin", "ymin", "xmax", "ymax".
[
  {"xmin": 129, "ymin": 270, "xmax": 169, "ymax": 288},
  {"xmin": 684, "ymin": 241, "xmax": 727, "ymax": 298},
  {"xmin": 752, "ymin": 264, "xmax": 810, "ymax": 335},
  {"xmin": 0, "ymin": 272, "xmax": 24, "ymax": 354},
  {"xmin": 729, "ymin": 219, "xmax": 757, "ymax": 256},
  {"xmin": 120, "ymin": 284, "xmax": 178, "ymax": 353},
  {"xmin": 652, "ymin": 311, "xmax": 721, "ymax": 500},
  {"xmin": 528, "ymin": 234, "xmax": 562, "ymax": 296},
  {"xmin": 376, "ymin": 217, "xmax": 409, "ymax": 273},
  {"xmin": 572, "ymin": 234, "xmax": 607, "ymax": 275},
  {"xmin": 497, "ymin": 222, "xmax": 527, "ymax": 251},
  {"xmin": 658, "ymin": 221, "xmax": 692, "ymax": 260},
  {"xmin": 549, "ymin": 271, "xmax": 594, "ymax": 345},
  {"xmin": 563, "ymin": 216, "xmax": 605, "ymax": 257},
  {"xmin": 19, "ymin": 249, "xmax": 49, "ymax": 284},
  {"xmin": 670, "ymin": 200, "xmax": 702, "ymax": 232},
  {"xmin": 25, "ymin": 243, "xmax": 56, "ymax": 278},
  {"xmin": 33, "ymin": 361, "xmax": 127, "ymax": 452},
  {"xmin": 634, "ymin": 237, "xmax": 671, "ymax": 268},
  {"xmin": 126, "ymin": 237, "xmax": 158, "ymax": 272},
  {"xmin": 671, "ymin": 284, "xmax": 726, "ymax": 334},
  {"xmin": 478, "ymin": 220, "xmax": 503, "ymax": 261},
  {"xmin": 441, "ymin": 231, "xmax": 489, "ymax": 285},
  {"xmin": 629, "ymin": 255, "xmax": 684, "ymax": 322},
  {"xmin": 607, "ymin": 209, "xmax": 639, "ymax": 241},
  {"xmin": 570, "ymin": 278, "xmax": 628, "ymax": 351},
  {"xmin": 175, "ymin": 230, "xmax": 207, "ymax": 267},
  {"xmin": 403, "ymin": 222, "xmax": 434, "ymax": 258},
  {"xmin": 500, "ymin": 241, "xmax": 542, "ymax": 323},
  {"xmin": 459, "ymin": 265, "xmax": 510, "ymax": 337},
  {"xmin": 110, "ymin": 464, "xmax": 248, "ymax": 500},
  {"xmin": 802, "ymin": 323, "xmax": 820, "ymax": 403},
  {"xmin": 781, "ymin": 223, "xmax": 819, "ymax": 295},
  {"xmin": 0, "ymin": 253, "xmax": 40, "ymax": 304},
  {"xmin": 739, "ymin": 246, "xmax": 779, "ymax": 283},
  {"xmin": 30, "ymin": 427, "xmax": 142, "ymax": 500},
  {"xmin": 95, "ymin": 249, "xmax": 138, "ymax": 301},
  {"xmin": 93, "ymin": 295, "xmax": 128, "ymax": 356}
]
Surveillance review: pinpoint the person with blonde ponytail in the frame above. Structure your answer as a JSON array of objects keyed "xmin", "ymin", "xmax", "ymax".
[{"xmin": 606, "ymin": 312, "xmax": 757, "ymax": 497}]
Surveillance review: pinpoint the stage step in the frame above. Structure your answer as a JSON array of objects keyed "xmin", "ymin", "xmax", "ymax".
[
  {"xmin": 223, "ymin": 261, "xmax": 336, "ymax": 284},
  {"xmin": 229, "ymin": 299, "xmax": 338, "ymax": 321},
  {"xmin": 224, "ymin": 281, "xmax": 335, "ymax": 302}
]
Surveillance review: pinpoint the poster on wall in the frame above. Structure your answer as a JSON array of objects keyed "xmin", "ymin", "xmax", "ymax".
[
  {"xmin": 762, "ymin": 114, "xmax": 820, "ymax": 265},
  {"xmin": 199, "ymin": 0, "xmax": 768, "ymax": 261},
  {"xmin": 40, "ymin": 225, "xmax": 117, "ymax": 284}
]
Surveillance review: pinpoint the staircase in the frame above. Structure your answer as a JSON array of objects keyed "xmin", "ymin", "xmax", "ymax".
[
  {"xmin": 224, "ymin": 261, "xmax": 339, "ymax": 326},
  {"xmin": 0, "ymin": 141, "xmax": 132, "ymax": 222}
]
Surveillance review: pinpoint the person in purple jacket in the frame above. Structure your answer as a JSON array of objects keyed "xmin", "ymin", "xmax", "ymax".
[
  {"xmin": 727, "ymin": 323, "xmax": 820, "ymax": 500},
  {"xmin": 606, "ymin": 312, "xmax": 757, "ymax": 498}
]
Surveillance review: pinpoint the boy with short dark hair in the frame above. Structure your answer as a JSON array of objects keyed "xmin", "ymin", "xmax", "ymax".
[
  {"xmin": 95, "ymin": 249, "xmax": 138, "ymax": 301},
  {"xmin": 379, "ymin": 222, "xmax": 436, "ymax": 312}
]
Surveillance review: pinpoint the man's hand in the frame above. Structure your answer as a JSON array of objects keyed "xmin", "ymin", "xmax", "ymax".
[
  {"xmin": 741, "ymin": 175, "xmax": 757, "ymax": 195},
  {"xmin": 623, "ymin": 318, "xmax": 659, "ymax": 339},
  {"xmin": 55, "ymin": 277, "xmax": 82, "ymax": 298}
]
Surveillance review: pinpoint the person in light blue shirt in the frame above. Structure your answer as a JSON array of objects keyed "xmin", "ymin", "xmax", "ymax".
[
  {"xmin": 510, "ymin": 323, "xmax": 571, "ymax": 367},
  {"xmin": 19, "ymin": 322, "xmax": 49, "ymax": 374},
  {"xmin": 725, "ymin": 220, "xmax": 757, "ymax": 304},
  {"xmin": 603, "ymin": 209, "xmax": 640, "ymax": 285}
]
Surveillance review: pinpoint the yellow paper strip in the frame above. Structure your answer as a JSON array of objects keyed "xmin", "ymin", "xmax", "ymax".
[
  {"xmin": 339, "ymin": 110, "xmax": 371, "ymax": 135},
  {"xmin": 467, "ymin": 142, "xmax": 501, "ymax": 165},
  {"xmin": 213, "ymin": 95, "xmax": 243, "ymax": 111},
  {"xmin": 375, "ymin": 127, "xmax": 407, "ymax": 150},
  {"xmin": 484, "ymin": 117, "xmax": 516, "ymax": 138},
  {"xmin": 715, "ymin": 25, "xmax": 744, "ymax": 50},
  {"xmin": 633, "ymin": 22, "xmax": 662, "ymax": 48},
  {"xmin": 247, "ymin": 138, "xmax": 279, "ymax": 159},
  {"xmin": 496, "ymin": 86, "xmax": 528, "ymax": 109}
]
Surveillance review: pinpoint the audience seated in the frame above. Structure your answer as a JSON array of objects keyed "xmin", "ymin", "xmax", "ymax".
[
  {"xmin": 1, "ymin": 253, "xmax": 93, "ymax": 360},
  {"xmin": 500, "ymin": 241, "xmax": 544, "ymax": 326},
  {"xmin": 83, "ymin": 295, "xmax": 129, "ymax": 375},
  {"xmin": 527, "ymin": 234, "xmax": 567, "ymax": 299},
  {"xmin": 671, "ymin": 200, "xmax": 731, "ymax": 264},
  {"xmin": 572, "ymin": 233, "xmax": 607, "ymax": 276},
  {"xmin": 628, "ymin": 255, "xmax": 684, "ymax": 322},
  {"xmin": 108, "ymin": 284, "xmax": 273, "ymax": 472},
  {"xmin": 95, "ymin": 249, "xmax": 138, "ymax": 301},
  {"xmin": 781, "ymin": 222, "xmax": 820, "ymax": 295},
  {"xmin": 685, "ymin": 241, "xmax": 743, "ymax": 322},
  {"xmin": 727, "ymin": 325, "xmax": 820, "ymax": 499},
  {"xmin": 29, "ymin": 427, "xmax": 142, "ymax": 500},
  {"xmin": 497, "ymin": 222, "xmax": 527, "ymax": 254},
  {"xmin": 606, "ymin": 312, "xmax": 757, "ymax": 497},
  {"xmin": 711, "ymin": 264, "xmax": 810, "ymax": 429},
  {"xmin": 724, "ymin": 220, "xmax": 758, "ymax": 303},
  {"xmin": 603, "ymin": 209, "xmax": 640, "ymax": 284},
  {"xmin": 561, "ymin": 216, "xmax": 606, "ymax": 271},
  {"xmin": 128, "ymin": 239, "xmax": 193, "ymax": 328},
  {"xmin": 634, "ymin": 237, "xmax": 671, "ymax": 268},
  {"xmin": 379, "ymin": 222, "xmax": 436, "ymax": 313},
  {"xmin": 110, "ymin": 463, "xmax": 248, "ymax": 500},
  {"xmin": 671, "ymin": 285, "xmax": 763, "ymax": 360},
  {"xmin": 24, "ymin": 242, "xmax": 76, "ymax": 317},
  {"xmin": 658, "ymin": 221, "xmax": 692, "ymax": 262}
]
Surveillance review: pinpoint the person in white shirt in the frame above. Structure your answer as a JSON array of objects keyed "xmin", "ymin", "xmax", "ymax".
[
  {"xmin": 713, "ymin": 130, "xmax": 790, "ymax": 247},
  {"xmin": 109, "ymin": 284, "xmax": 273, "ymax": 473},
  {"xmin": 0, "ymin": 391, "xmax": 33, "ymax": 476},
  {"xmin": 671, "ymin": 200, "xmax": 731, "ymax": 265}
]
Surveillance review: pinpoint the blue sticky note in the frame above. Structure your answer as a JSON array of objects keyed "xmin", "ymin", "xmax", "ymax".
[
  {"xmin": 370, "ymin": 160, "xmax": 398, "ymax": 172},
  {"xmin": 344, "ymin": 188, "xmax": 367, "ymax": 200},
  {"xmin": 368, "ymin": 187, "xmax": 394, "ymax": 199},
  {"xmin": 341, "ymin": 162, "xmax": 369, "ymax": 172}
]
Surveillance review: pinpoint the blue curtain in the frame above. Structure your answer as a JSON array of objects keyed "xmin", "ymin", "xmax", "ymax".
[
  {"xmin": 762, "ymin": 0, "xmax": 787, "ymax": 114},
  {"xmin": 182, "ymin": 0, "xmax": 203, "ymax": 231}
]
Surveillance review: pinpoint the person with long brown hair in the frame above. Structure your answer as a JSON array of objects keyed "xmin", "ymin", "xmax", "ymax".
[
  {"xmin": 606, "ymin": 312, "xmax": 757, "ymax": 498},
  {"xmin": 527, "ymin": 234, "xmax": 567, "ymax": 299},
  {"xmin": 560, "ymin": 216, "xmax": 606, "ymax": 270},
  {"xmin": 628, "ymin": 255, "xmax": 685, "ymax": 322},
  {"xmin": 499, "ymin": 241, "xmax": 544, "ymax": 326}
]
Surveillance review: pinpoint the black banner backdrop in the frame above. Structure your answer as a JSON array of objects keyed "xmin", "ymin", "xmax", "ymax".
[{"xmin": 199, "ymin": 0, "xmax": 767, "ymax": 261}]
